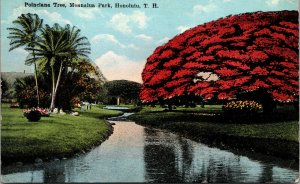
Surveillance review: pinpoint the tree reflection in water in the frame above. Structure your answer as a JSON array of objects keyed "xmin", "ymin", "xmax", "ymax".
[
  {"xmin": 142, "ymin": 126, "xmax": 290, "ymax": 183},
  {"xmin": 43, "ymin": 162, "xmax": 66, "ymax": 183},
  {"xmin": 143, "ymin": 128, "xmax": 183, "ymax": 182}
]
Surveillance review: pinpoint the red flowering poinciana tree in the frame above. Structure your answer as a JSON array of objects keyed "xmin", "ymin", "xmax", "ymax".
[{"xmin": 140, "ymin": 11, "xmax": 299, "ymax": 112}]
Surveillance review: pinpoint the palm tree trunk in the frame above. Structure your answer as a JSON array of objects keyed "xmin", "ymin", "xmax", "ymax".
[
  {"xmin": 33, "ymin": 49, "xmax": 40, "ymax": 107},
  {"xmin": 50, "ymin": 65, "xmax": 56, "ymax": 111},
  {"xmin": 50, "ymin": 61, "xmax": 64, "ymax": 111},
  {"xmin": 34, "ymin": 63, "xmax": 40, "ymax": 107},
  {"xmin": 54, "ymin": 61, "xmax": 63, "ymax": 94}
]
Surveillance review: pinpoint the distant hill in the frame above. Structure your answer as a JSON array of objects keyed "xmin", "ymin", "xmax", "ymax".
[{"xmin": 1, "ymin": 72, "xmax": 33, "ymax": 87}]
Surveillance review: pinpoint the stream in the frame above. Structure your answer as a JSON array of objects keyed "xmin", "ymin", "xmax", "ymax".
[{"xmin": 1, "ymin": 114, "xmax": 299, "ymax": 183}]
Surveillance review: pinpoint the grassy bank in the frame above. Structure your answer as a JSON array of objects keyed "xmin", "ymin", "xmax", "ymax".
[
  {"xmin": 130, "ymin": 106, "xmax": 299, "ymax": 159},
  {"xmin": 1, "ymin": 104, "xmax": 122, "ymax": 164}
]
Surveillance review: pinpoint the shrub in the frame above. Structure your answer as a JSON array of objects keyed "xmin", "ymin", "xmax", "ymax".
[
  {"xmin": 223, "ymin": 100, "xmax": 262, "ymax": 115},
  {"xmin": 71, "ymin": 97, "xmax": 81, "ymax": 108},
  {"xmin": 14, "ymin": 76, "xmax": 51, "ymax": 108},
  {"xmin": 10, "ymin": 102, "xmax": 20, "ymax": 108},
  {"xmin": 23, "ymin": 107, "xmax": 49, "ymax": 122}
]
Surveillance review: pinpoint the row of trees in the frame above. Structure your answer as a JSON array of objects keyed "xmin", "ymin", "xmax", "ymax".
[
  {"xmin": 2, "ymin": 75, "xmax": 142, "ymax": 109},
  {"xmin": 8, "ymin": 60, "xmax": 105, "ymax": 110},
  {"xmin": 7, "ymin": 13, "xmax": 92, "ymax": 111}
]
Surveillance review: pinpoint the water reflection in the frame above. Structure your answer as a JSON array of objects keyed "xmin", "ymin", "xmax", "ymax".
[
  {"xmin": 144, "ymin": 128, "xmax": 182, "ymax": 182},
  {"xmin": 142, "ymin": 126, "xmax": 298, "ymax": 183},
  {"xmin": 142, "ymin": 128, "xmax": 260, "ymax": 183},
  {"xmin": 2, "ymin": 121, "xmax": 298, "ymax": 183}
]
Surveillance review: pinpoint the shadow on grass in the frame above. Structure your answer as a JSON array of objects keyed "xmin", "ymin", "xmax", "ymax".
[
  {"xmin": 2, "ymin": 136, "xmax": 54, "ymax": 162},
  {"xmin": 142, "ymin": 110, "xmax": 298, "ymax": 124},
  {"xmin": 81, "ymin": 111, "xmax": 122, "ymax": 119}
]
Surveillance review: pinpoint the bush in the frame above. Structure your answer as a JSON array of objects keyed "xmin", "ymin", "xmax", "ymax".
[
  {"xmin": 14, "ymin": 76, "xmax": 50, "ymax": 108},
  {"xmin": 23, "ymin": 107, "xmax": 49, "ymax": 122},
  {"xmin": 223, "ymin": 100, "xmax": 262, "ymax": 115},
  {"xmin": 10, "ymin": 102, "xmax": 20, "ymax": 108},
  {"xmin": 71, "ymin": 97, "xmax": 81, "ymax": 108}
]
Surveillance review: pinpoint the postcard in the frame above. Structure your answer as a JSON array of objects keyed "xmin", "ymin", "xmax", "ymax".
[{"xmin": 1, "ymin": 0, "xmax": 299, "ymax": 183}]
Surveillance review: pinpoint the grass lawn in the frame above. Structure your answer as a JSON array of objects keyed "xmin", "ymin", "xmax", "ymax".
[
  {"xmin": 130, "ymin": 106, "xmax": 299, "ymax": 159},
  {"xmin": 1, "ymin": 104, "xmax": 122, "ymax": 164}
]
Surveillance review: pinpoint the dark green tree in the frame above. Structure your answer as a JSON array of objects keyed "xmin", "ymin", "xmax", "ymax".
[
  {"xmin": 56, "ymin": 59, "xmax": 104, "ymax": 110},
  {"xmin": 104, "ymin": 80, "xmax": 141, "ymax": 105},
  {"xmin": 1, "ymin": 78, "xmax": 9, "ymax": 99},
  {"xmin": 14, "ymin": 76, "xmax": 50, "ymax": 108}
]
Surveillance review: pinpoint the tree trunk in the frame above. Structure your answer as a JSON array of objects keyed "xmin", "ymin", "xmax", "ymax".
[
  {"xmin": 33, "ymin": 49, "xmax": 40, "ymax": 107},
  {"xmin": 49, "ymin": 65, "xmax": 56, "ymax": 111},
  {"xmin": 293, "ymin": 101, "xmax": 299, "ymax": 112},
  {"xmin": 261, "ymin": 99, "xmax": 276, "ymax": 115},
  {"xmin": 117, "ymin": 97, "xmax": 120, "ymax": 105},
  {"xmin": 54, "ymin": 61, "xmax": 63, "ymax": 94},
  {"xmin": 168, "ymin": 104, "xmax": 172, "ymax": 111},
  {"xmin": 50, "ymin": 61, "xmax": 64, "ymax": 111}
]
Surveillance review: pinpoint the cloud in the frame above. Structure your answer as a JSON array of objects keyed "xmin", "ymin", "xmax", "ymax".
[
  {"xmin": 128, "ymin": 44, "xmax": 139, "ymax": 50},
  {"xmin": 176, "ymin": 26, "xmax": 189, "ymax": 33},
  {"xmin": 15, "ymin": 48, "xmax": 29, "ymax": 55},
  {"xmin": 131, "ymin": 11, "xmax": 149, "ymax": 29},
  {"xmin": 193, "ymin": 2, "xmax": 217, "ymax": 13},
  {"xmin": 91, "ymin": 34, "xmax": 139, "ymax": 50},
  {"xmin": 95, "ymin": 51, "xmax": 143, "ymax": 82},
  {"xmin": 11, "ymin": 6, "xmax": 71, "ymax": 25},
  {"xmin": 109, "ymin": 11, "xmax": 149, "ymax": 34},
  {"xmin": 266, "ymin": 0, "xmax": 280, "ymax": 5},
  {"xmin": 76, "ymin": 7, "xmax": 101, "ymax": 20},
  {"xmin": 36, "ymin": 10, "xmax": 71, "ymax": 24},
  {"xmin": 92, "ymin": 34, "xmax": 126, "ymax": 48},
  {"xmin": 135, "ymin": 34, "xmax": 153, "ymax": 41},
  {"xmin": 109, "ymin": 13, "xmax": 131, "ymax": 33},
  {"xmin": 156, "ymin": 37, "xmax": 170, "ymax": 45},
  {"xmin": 266, "ymin": 0, "xmax": 294, "ymax": 5}
]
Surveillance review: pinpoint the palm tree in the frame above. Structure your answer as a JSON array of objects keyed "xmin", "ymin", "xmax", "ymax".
[
  {"xmin": 26, "ymin": 23, "xmax": 90, "ymax": 111},
  {"xmin": 65, "ymin": 24, "xmax": 91, "ymax": 60},
  {"xmin": 51, "ymin": 24, "xmax": 90, "ymax": 109},
  {"xmin": 7, "ymin": 13, "xmax": 43, "ymax": 107},
  {"xmin": 27, "ymin": 23, "xmax": 69, "ymax": 111}
]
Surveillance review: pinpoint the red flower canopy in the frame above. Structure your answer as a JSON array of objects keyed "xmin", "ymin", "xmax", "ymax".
[{"xmin": 141, "ymin": 11, "xmax": 299, "ymax": 103}]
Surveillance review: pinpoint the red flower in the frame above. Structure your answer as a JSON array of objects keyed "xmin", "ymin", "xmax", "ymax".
[
  {"xmin": 271, "ymin": 90, "xmax": 295, "ymax": 102},
  {"xmin": 159, "ymin": 50, "xmax": 174, "ymax": 59},
  {"xmin": 249, "ymin": 51, "xmax": 269, "ymax": 63},
  {"xmin": 163, "ymin": 58, "xmax": 184, "ymax": 68},
  {"xmin": 215, "ymin": 68, "xmax": 241, "ymax": 77},
  {"xmin": 250, "ymin": 67, "xmax": 269, "ymax": 76},
  {"xmin": 189, "ymin": 81, "xmax": 211, "ymax": 92},
  {"xmin": 140, "ymin": 11, "xmax": 298, "ymax": 103},
  {"xmin": 172, "ymin": 69, "xmax": 198, "ymax": 79},
  {"xmin": 147, "ymin": 70, "xmax": 172, "ymax": 85}
]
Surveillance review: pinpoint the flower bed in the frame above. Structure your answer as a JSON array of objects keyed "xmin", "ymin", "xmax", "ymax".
[
  {"xmin": 23, "ymin": 107, "xmax": 50, "ymax": 122},
  {"xmin": 223, "ymin": 100, "xmax": 262, "ymax": 115}
]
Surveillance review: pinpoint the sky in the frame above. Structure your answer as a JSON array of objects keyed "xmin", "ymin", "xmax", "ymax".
[{"xmin": 0, "ymin": 0, "xmax": 298, "ymax": 83}]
